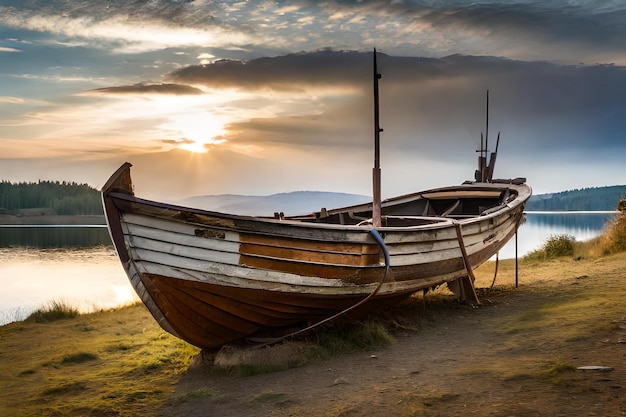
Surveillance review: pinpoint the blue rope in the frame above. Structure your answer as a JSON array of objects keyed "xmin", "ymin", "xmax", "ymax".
[{"xmin": 369, "ymin": 228, "xmax": 390, "ymax": 272}]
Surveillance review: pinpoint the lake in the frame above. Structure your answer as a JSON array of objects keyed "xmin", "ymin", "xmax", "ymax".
[
  {"xmin": 0, "ymin": 211, "xmax": 618, "ymax": 325},
  {"xmin": 497, "ymin": 211, "xmax": 618, "ymax": 259}
]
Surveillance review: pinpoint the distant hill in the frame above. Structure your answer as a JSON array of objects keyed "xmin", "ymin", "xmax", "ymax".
[
  {"xmin": 178, "ymin": 191, "xmax": 371, "ymax": 216},
  {"xmin": 526, "ymin": 185, "xmax": 626, "ymax": 211},
  {"xmin": 183, "ymin": 186, "xmax": 626, "ymax": 215}
]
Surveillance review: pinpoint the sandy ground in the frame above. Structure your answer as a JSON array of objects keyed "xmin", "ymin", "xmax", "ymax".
[{"xmin": 159, "ymin": 256, "xmax": 626, "ymax": 417}]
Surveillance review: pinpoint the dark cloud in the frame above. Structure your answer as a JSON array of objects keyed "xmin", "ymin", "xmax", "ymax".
[
  {"xmin": 87, "ymin": 82, "xmax": 203, "ymax": 95},
  {"xmin": 167, "ymin": 50, "xmax": 374, "ymax": 89},
  {"xmin": 167, "ymin": 50, "xmax": 626, "ymax": 159},
  {"xmin": 420, "ymin": 3, "xmax": 626, "ymax": 50}
]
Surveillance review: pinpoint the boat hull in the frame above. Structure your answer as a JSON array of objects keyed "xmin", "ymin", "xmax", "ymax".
[{"xmin": 102, "ymin": 163, "xmax": 530, "ymax": 349}]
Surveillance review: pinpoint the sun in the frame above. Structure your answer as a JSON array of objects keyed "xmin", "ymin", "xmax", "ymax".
[
  {"xmin": 179, "ymin": 140, "xmax": 210, "ymax": 153},
  {"xmin": 179, "ymin": 136, "xmax": 226, "ymax": 153},
  {"xmin": 159, "ymin": 107, "xmax": 229, "ymax": 153}
]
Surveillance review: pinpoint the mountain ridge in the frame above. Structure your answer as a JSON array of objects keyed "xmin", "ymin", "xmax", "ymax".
[{"xmin": 178, "ymin": 190, "xmax": 371, "ymax": 216}]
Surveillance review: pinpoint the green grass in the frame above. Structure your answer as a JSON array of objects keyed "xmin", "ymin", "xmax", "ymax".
[
  {"xmin": 0, "ymin": 303, "xmax": 200, "ymax": 417},
  {"xmin": 524, "ymin": 234, "xmax": 576, "ymax": 260},
  {"xmin": 25, "ymin": 300, "xmax": 80, "ymax": 323}
]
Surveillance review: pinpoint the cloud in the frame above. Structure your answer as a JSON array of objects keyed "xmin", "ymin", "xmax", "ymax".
[
  {"xmin": 0, "ymin": 3, "xmax": 256, "ymax": 53},
  {"xmin": 3, "ymin": 1, "xmax": 625, "ymax": 63},
  {"xmin": 86, "ymin": 83, "xmax": 204, "ymax": 95},
  {"xmin": 167, "ymin": 50, "xmax": 374, "ymax": 89},
  {"xmin": 0, "ymin": 96, "xmax": 24, "ymax": 103},
  {"xmin": 0, "ymin": 46, "xmax": 22, "ymax": 52},
  {"xmin": 408, "ymin": 2, "xmax": 626, "ymax": 63},
  {"xmin": 165, "ymin": 51, "xmax": 626, "ymax": 148}
]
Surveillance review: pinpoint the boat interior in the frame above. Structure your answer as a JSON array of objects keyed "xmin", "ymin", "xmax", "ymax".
[{"xmin": 282, "ymin": 187, "xmax": 518, "ymax": 227}]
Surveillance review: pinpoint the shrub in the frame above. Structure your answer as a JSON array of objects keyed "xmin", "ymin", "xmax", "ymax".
[
  {"xmin": 25, "ymin": 300, "xmax": 80, "ymax": 323},
  {"xmin": 598, "ymin": 210, "xmax": 626, "ymax": 255},
  {"xmin": 525, "ymin": 234, "xmax": 576, "ymax": 260}
]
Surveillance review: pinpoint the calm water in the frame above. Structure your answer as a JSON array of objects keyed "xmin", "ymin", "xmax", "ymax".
[
  {"xmin": 0, "ymin": 226, "xmax": 136, "ymax": 325},
  {"xmin": 497, "ymin": 211, "xmax": 618, "ymax": 259},
  {"xmin": 0, "ymin": 211, "xmax": 618, "ymax": 325}
]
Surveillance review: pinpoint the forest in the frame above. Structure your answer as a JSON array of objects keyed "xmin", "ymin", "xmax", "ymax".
[
  {"xmin": 0, "ymin": 180, "xmax": 103, "ymax": 215},
  {"xmin": 1, "ymin": 180, "xmax": 625, "ymax": 216},
  {"xmin": 525, "ymin": 185, "xmax": 626, "ymax": 211}
]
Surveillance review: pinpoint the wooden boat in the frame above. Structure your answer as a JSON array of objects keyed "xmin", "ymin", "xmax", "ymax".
[{"xmin": 102, "ymin": 52, "xmax": 531, "ymax": 350}]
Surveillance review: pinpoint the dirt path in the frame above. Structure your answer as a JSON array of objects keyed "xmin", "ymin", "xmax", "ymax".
[{"xmin": 161, "ymin": 256, "xmax": 626, "ymax": 417}]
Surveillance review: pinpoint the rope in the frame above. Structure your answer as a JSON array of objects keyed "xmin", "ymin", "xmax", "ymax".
[{"xmin": 250, "ymin": 227, "xmax": 391, "ymax": 348}]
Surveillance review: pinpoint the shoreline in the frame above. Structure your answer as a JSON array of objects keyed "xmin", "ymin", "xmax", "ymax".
[{"xmin": 0, "ymin": 214, "xmax": 106, "ymax": 225}]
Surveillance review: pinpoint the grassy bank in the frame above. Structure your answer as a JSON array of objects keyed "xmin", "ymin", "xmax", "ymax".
[
  {"xmin": 0, "ymin": 303, "xmax": 198, "ymax": 416},
  {"xmin": 2, "ymin": 251, "xmax": 625, "ymax": 416},
  {"xmin": 1, "ymin": 209, "xmax": 624, "ymax": 416}
]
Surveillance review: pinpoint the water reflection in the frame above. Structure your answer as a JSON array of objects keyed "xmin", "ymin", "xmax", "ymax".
[
  {"xmin": 0, "ymin": 246, "xmax": 136, "ymax": 326},
  {"xmin": 0, "ymin": 225, "xmax": 111, "ymax": 248}
]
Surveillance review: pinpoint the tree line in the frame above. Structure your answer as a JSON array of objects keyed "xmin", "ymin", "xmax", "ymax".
[
  {"xmin": 526, "ymin": 185, "xmax": 626, "ymax": 211},
  {"xmin": 0, "ymin": 180, "xmax": 103, "ymax": 215}
]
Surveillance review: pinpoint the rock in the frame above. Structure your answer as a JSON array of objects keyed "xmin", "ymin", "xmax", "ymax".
[{"xmin": 576, "ymin": 366, "xmax": 613, "ymax": 371}]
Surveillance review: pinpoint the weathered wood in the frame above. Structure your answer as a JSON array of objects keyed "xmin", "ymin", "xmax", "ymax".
[{"xmin": 102, "ymin": 163, "xmax": 530, "ymax": 349}]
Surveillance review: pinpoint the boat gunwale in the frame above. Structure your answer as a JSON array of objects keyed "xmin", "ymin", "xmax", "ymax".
[{"xmin": 105, "ymin": 182, "xmax": 530, "ymax": 234}]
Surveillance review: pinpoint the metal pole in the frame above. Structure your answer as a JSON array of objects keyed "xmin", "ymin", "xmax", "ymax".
[{"xmin": 515, "ymin": 228, "xmax": 519, "ymax": 288}]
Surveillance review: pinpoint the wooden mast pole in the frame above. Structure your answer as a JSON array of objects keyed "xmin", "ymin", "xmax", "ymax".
[
  {"xmin": 484, "ymin": 90, "xmax": 489, "ymax": 182},
  {"xmin": 372, "ymin": 49, "xmax": 383, "ymax": 227}
]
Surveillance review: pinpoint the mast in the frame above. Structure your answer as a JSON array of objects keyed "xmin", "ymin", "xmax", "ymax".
[
  {"xmin": 372, "ymin": 49, "xmax": 383, "ymax": 227},
  {"xmin": 484, "ymin": 89, "xmax": 489, "ymax": 182},
  {"xmin": 476, "ymin": 90, "xmax": 491, "ymax": 183}
]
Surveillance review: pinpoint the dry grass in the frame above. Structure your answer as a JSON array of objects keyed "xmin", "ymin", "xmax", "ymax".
[
  {"xmin": 24, "ymin": 300, "xmax": 80, "ymax": 323},
  {"xmin": 0, "ymin": 303, "xmax": 199, "ymax": 417}
]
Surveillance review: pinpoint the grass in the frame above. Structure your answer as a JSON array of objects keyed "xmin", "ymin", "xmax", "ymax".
[
  {"xmin": 312, "ymin": 319, "xmax": 394, "ymax": 357},
  {"xmin": 60, "ymin": 352, "xmax": 98, "ymax": 364},
  {"xmin": 25, "ymin": 300, "xmax": 80, "ymax": 323},
  {"xmin": 0, "ymin": 303, "xmax": 200, "ymax": 417}
]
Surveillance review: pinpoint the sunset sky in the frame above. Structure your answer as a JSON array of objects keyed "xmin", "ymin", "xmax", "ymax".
[{"xmin": 1, "ymin": 0, "xmax": 625, "ymax": 202}]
